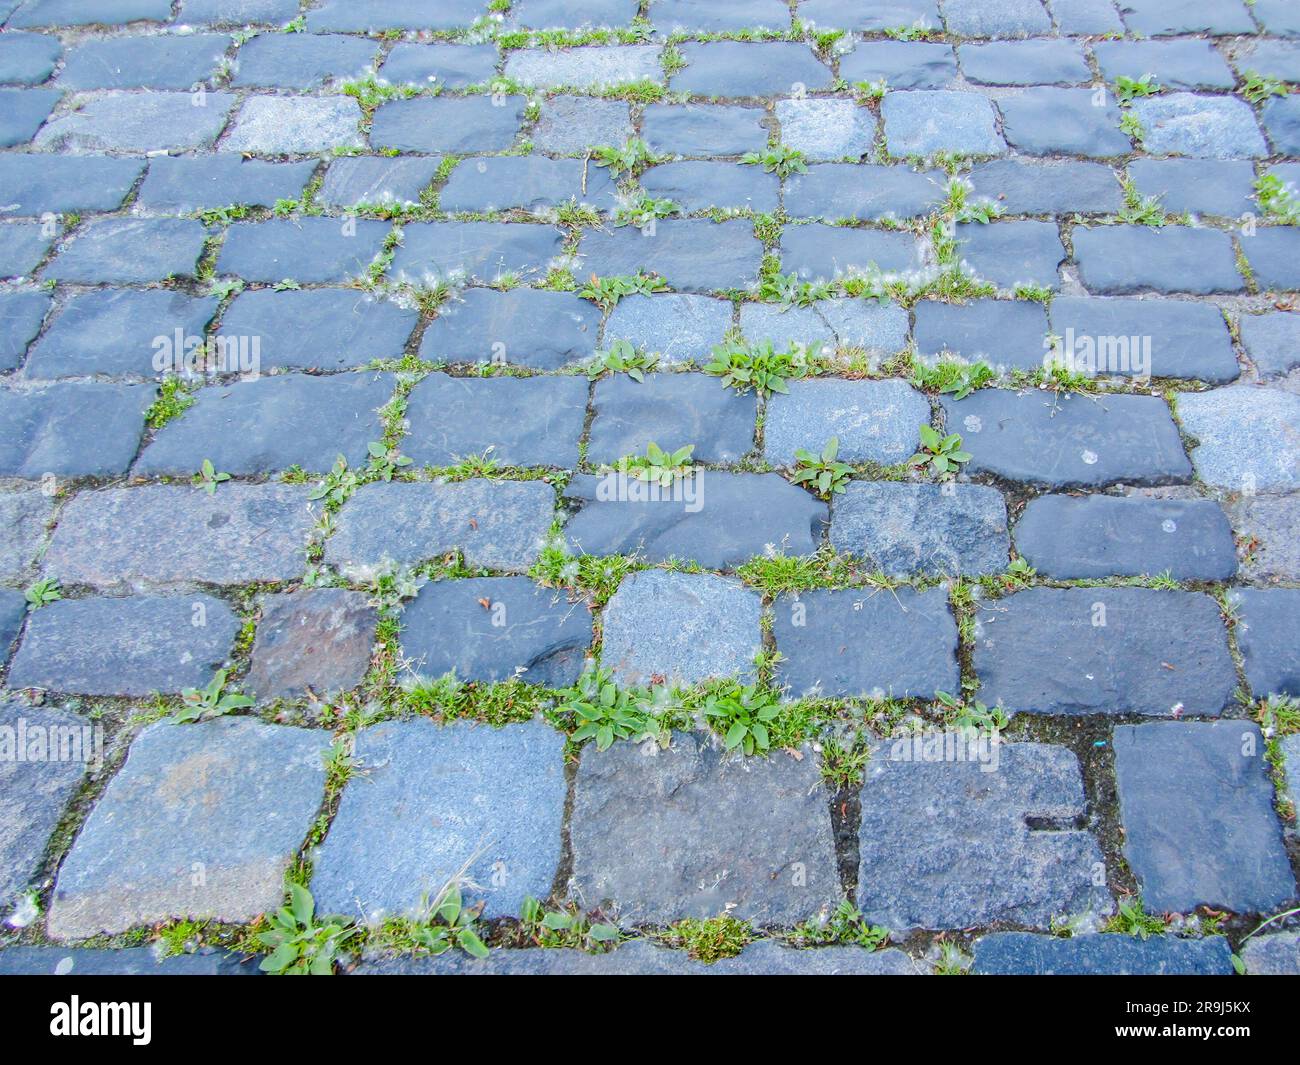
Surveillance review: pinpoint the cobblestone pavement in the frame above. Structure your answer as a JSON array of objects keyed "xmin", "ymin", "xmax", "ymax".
[{"xmin": 0, "ymin": 0, "xmax": 1299, "ymax": 977}]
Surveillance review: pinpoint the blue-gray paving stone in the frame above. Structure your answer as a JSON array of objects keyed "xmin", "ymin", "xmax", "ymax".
[
  {"xmin": 1262, "ymin": 96, "xmax": 1300, "ymax": 156},
  {"xmin": 773, "ymin": 586, "xmax": 958, "ymax": 700},
  {"xmin": 739, "ymin": 300, "xmax": 910, "ymax": 360},
  {"xmin": 1094, "ymin": 39, "xmax": 1236, "ymax": 91},
  {"xmin": 572, "ymin": 731, "xmax": 837, "ymax": 925},
  {"xmin": 651, "ymin": 0, "xmax": 790, "ymax": 31},
  {"xmin": 503, "ymin": 45, "xmax": 660, "ymax": 90},
  {"xmin": 913, "ymin": 298, "xmax": 1048, "ymax": 370},
  {"xmin": 0, "ymin": 30, "xmax": 61, "ymax": 84},
  {"xmin": 1242, "ymin": 227, "xmax": 1300, "ymax": 292},
  {"xmin": 222, "ymin": 95, "xmax": 362, "ymax": 154},
  {"xmin": 960, "ymin": 40, "xmax": 1090, "ymax": 86},
  {"xmin": 974, "ymin": 588, "xmax": 1236, "ymax": 717},
  {"xmin": 670, "ymin": 41, "xmax": 832, "ymax": 98},
  {"xmin": 0, "ymin": 591, "xmax": 22, "ymax": 660},
  {"xmin": 7, "ymin": 594, "xmax": 240, "ymax": 697},
  {"xmin": 602, "ymin": 292, "xmax": 732, "ymax": 363},
  {"xmin": 324, "ymin": 480, "xmax": 556, "ymax": 577},
  {"xmin": 829, "ymin": 480, "xmax": 1010, "ymax": 578},
  {"xmin": 1132, "ymin": 94, "xmax": 1267, "ymax": 159},
  {"xmin": 531, "ymin": 95, "xmax": 632, "ymax": 154},
  {"xmin": 797, "ymin": 0, "xmax": 939, "ymax": 31},
  {"xmin": 8, "ymin": 0, "xmax": 173, "ymax": 25},
  {"xmin": 1232, "ymin": 496, "xmax": 1300, "ymax": 583},
  {"xmin": 135, "ymin": 371, "xmax": 394, "ymax": 476},
  {"xmin": 838, "ymin": 41, "xmax": 955, "ymax": 90},
  {"xmin": 602, "ymin": 571, "xmax": 760, "ymax": 686},
  {"xmin": 440, "ymin": 155, "xmax": 617, "ymax": 213},
  {"xmin": 313, "ymin": 720, "xmax": 564, "ymax": 922},
  {"xmin": 1241, "ymin": 931, "xmax": 1300, "ymax": 977},
  {"xmin": 781, "ymin": 223, "xmax": 919, "ymax": 281},
  {"xmin": 371, "ymin": 95, "xmax": 523, "ymax": 154},
  {"xmin": 942, "ymin": 0, "xmax": 1052, "ymax": 36},
  {"xmin": 1238, "ymin": 311, "xmax": 1300, "ymax": 379},
  {"xmin": 1114, "ymin": 721, "xmax": 1295, "ymax": 913},
  {"xmin": 48, "ymin": 717, "xmax": 329, "ymax": 939},
  {"xmin": 858, "ymin": 742, "xmax": 1109, "ymax": 931},
  {"xmin": 219, "ymin": 289, "xmax": 417, "ymax": 371},
  {"xmin": 998, "ymin": 88, "xmax": 1130, "ymax": 157},
  {"xmin": 1050, "ymin": 0, "xmax": 1124, "ymax": 34},
  {"xmin": 587, "ymin": 371, "xmax": 754, "ymax": 464},
  {"xmin": 1178, "ymin": 386, "xmax": 1300, "ymax": 493},
  {"xmin": 308, "ymin": 0, "xmax": 487, "ymax": 32},
  {"xmin": 1048, "ymin": 295, "xmax": 1239, "ymax": 383},
  {"xmin": 244, "ymin": 589, "xmax": 375, "ymax": 701},
  {"xmin": 0, "ymin": 947, "xmax": 257, "ymax": 974},
  {"xmin": 403, "ymin": 372, "xmax": 587, "ymax": 468},
  {"xmin": 1073, "ymin": 225, "xmax": 1242, "ymax": 295},
  {"xmin": 232, "ymin": 32, "xmax": 377, "ymax": 89},
  {"xmin": 784, "ymin": 164, "xmax": 943, "ymax": 222},
  {"xmin": 399, "ymin": 576, "xmax": 591, "ymax": 687},
  {"xmin": 35, "ymin": 91, "xmax": 234, "ymax": 152},
  {"xmin": 1239, "ymin": 39, "xmax": 1300, "ymax": 83},
  {"xmin": 1232, "ymin": 588, "xmax": 1300, "ymax": 700},
  {"xmin": 941, "ymin": 389, "xmax": 1191, "ymax": 488},
  {"xmin": 512, "ymin": 0, "xmax": 639, "ymax": 26},
  {"xmin": 957, "ymin": 220, "xmax": 1063, "ymax": 291},
  {"xmin": 388, "ymin": 222, "xmax": 563, "ymax": 285},
  {"xmin": 317, "ymin": 156, "xmax": 440, "ymax": 209},
  {"xmin": 972, "ymin": 932, "xmax": 1234, "ymax": 975},
  {"xmin": 137, "ymin": 155, "xmax": 314, "ymax": 213},
  {"xmin": 0, "ymin": 382, "xmax": 152, "ymax": 478},
  {"xmin": 1254, "ymin": 0, "xmax": 1300, "ymax": 34},
  {"xmin": 1118, "ymin": 0, "xmax": 1255, "ymax": 37},
  {"xmin": 764, "ymin": 378, "xmax": 927, "ymax": 466},
  {"xmin": 641, "ymin": 102, "xmax": 769, "ymax": 157},
  {"xmin": 883, "ymin": 90, "xmax": 1003, "ymax": 158},
  {"xmin": 44, "ymin": 217, "xmax": 205, "ymax": 284},
  {"xmin": 180, "ymin": 0, "xmax": 300, "ymax": 21},
  {"xmin": 0, "ymin": 701, "xmax": 88, "ymax": 912},
  {"xmin": 639, "ymin": 161, "xmax": 778, "ymax": 214},
  {"xmin": 1015, "ymin": 495, "xmax": 1238, "ymax": 581},
  {"xmin": 0, "ymin": 222, "xmax": 53, "ymax": 279},
  {"xmin": 26, "ymin": 289, "xmax": 219, "ymax": 380},
  {"xmin": 421, "ymin": 287, "xmax": 599, "ymax": 370},
  {"xmin": 774, "ymin": 98, "xmax": 874, "ymax": 161},
  {"xmin": 217, "ymin": 218, "xmax": 389, "ymax": 284},
  {"xmin": 579, "ymin": 218, "xmax": 761, "ymax": 293},
  {"xmin": 0, "ymin": 87, "xmax": 57, "ymax": 146},
  {"xmin": 59, "ymin": 34, "xmax": 230, "ymax": 90},
  {"xmin": 378, "ymin": 43, "xmax": 498, "ymax": 89},
  {"xmin": 1127, "ymin": 158, "xmax": 1255, "ymax": 219},
  {"xmin": 0, "ymin": 289, "xmax": 49, "ymax": 371},
  {"xmin": 562, "ymin": 472, "xmax": 824, "ymax": 569}
]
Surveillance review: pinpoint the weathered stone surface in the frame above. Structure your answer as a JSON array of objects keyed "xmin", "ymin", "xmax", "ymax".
[
  {"xmin": 1242, "ymin": 227, "xmax": 1300, "ymax": 291},
  {"xmin": 972, "ymin": 932, "xmax": 1234, "ymax": 975},
  {"xmin": 651, "ymin": 0, "xmax": 790, "ymax": 30},
  {"xmin": 0, "ymin": 590, "xmax": 22, "ymax": 663},
  {"xmin": 0, "ymin": 87, "xmax": 58, "ymax": 146},
  {"xmin": 0, "ymin": 382, "xmax": 153, "ymax": 479},
  {"xmin": 942, "ymin": 0, "xmax": 1051, "ymax": 36},
  {"xmin": 883, "ymin": 90, "xmax": 1003, "ymax": 157},
  {"xmin": 531, "ymin": 95, "xmax": 633, "ymax": 154},
  {"xmin": 231, "ymin": 32, "xmax": 377, "ymax": 89},
  {"xmin": 1241, "ymin": 931, "xmax": 1300, "ymax": 976},
  {"xmin": 403, "ymin": 372, "xmax": 587, "ymax": 468},
  {"xmin": 774, "ymin": 98, "xmax": 874, "ymax": 161},
  {"xmin": 0, "ymin": 30, "xmax": 62, "ymax": 84},
  {"xmin": 998, "ymin": 88, "xmax": 1130, "ymax": 157},
  {"xmin": 44, "ymin": 217, "xmax": 206, "ymax": 284},
  {"xmin": 968, "ymin": 159, "xmax": 1122, "ymax": 215},
  {"xmin": 670, "ymin": 41, "xmax": 832, "ymax": 98},
  {"xmin": 9, "ymin": 0, "xmax": 173, "ymax": 25},
  {"xmin": 0, "ymin": 289, "xmax": 50, "ymax": 371},
  {"xmin": 136, "ymin": 372, "xmax": 394, "ymax": 476},
  {"xmin": 942, "ymin": 389, "xmax": 1191, "ymax": 489},
  {"xmin": 312, "ymin": 720, "xmax": 564, "ymax": 920},
  {"xmin": 60, "ymin": 33, "xmax": 230, "ymax": 89},
  {"xmin": 957, "ymin": 219, "xmax": 1063, "ymax": 290},
  {"xmin": 785, "ymin": 163, "xmax": 943, "ymax": 221},
  {"xmin": 399, "ymin": 576, "xmax": 591, "ymax": 687},
  {"xmin": 0, "ymin": 222, "xmax": 53, "ymax": 279},
  {"xmin": 781, "ymin": 223, "xmax": 919, "ymax": 280},
  {"xmin": 1254, "ymin": 0, "xmax": 1300, "ymax": 35},
  {"xmin": 572, "ymin": 732, "xmax": 838, "ymax": 925},
  {"xmin": 1232, "ymin": 588, "xmax": 1300, "ymax": 700},
  {"xmin": 1262, "ymin": 95, "xmax": 1300, "ymax": 156},
  {"xmin": 562, "ymin": 472, "xmax": 826, "ymax": 569},
  {"xmin": 504, "ymin": 45, "xmax": 660, "ymax": 90},
  {"xmin": 600, "ymin": 571, "xmax": 761, "ymax": 686},
  {"xmin": 325, "ymin": 480, "xmax": 555, "ymax": 577},
  {"xmin": 1127, "ymin": 159, "xmax": 1254, "ymax": 219},
  {"xmin": 181, "ymin": 0, "xmax": 299, "ymax": 21},
  {"xmin": 48, "ymin": 717, "xmax": 329, "ymax": 939},
  {"xmin": 137, "ymin": 154, "xmax": 315, "ymax": 213},
  {"xmin": 309, "ymin": 0, "xmax": 486, "ymax": 31},
  {"xmin": 0, "ymin": 489, "xmax": 52, "ymax": 583},
  {"xmin": 1178, "ymin": 387, "xmax": 1300, "ymax": 494},
  {"xmin": 740, "ymin": 299, "xmax": 909, "ymax": 359},
  {"xmin": 371, "ymin": 96, "xmax": 523, "ymax": 154},
  {"xmin": 217, "ymin": 218, "xmax": 390, "ymax": 284},
  {"xmin": 579, "ymin": 218, "xmax": 761, "ymax": 293},
  {"xmin": 961, "ymin": 40, "xmax": 1090, "ymax": 85},
  {"xmin": 973, "ymin": 588, "xmax": 1236, "ymax": 717},
  {"xmin": 1131, "ymin": 94, "xmax": 1267, "ymax": 159},
  {"xmin": 798, "ymin": 0, "xmax": 939, "ymax": 32},
  {"xmin": 829, "ymin": 481, "xmax": 1010, "ymax": 578},
  {"xmin": 1118, "ymin": 0, "xmax": 1255, "ymax": 37},
  {"xmin": 913, "ymin": 298, "xmax": 1048, "ymax": 369},
  {"xmin": 0, "ymin": 946, "xmax": 258, "ymax": 975},
  {"xmin": 512, "ymin": 0, "xmax": 639, "ymax": 28},
  {"xmin": 245, "ymin": 589, "xmax": 377, "ymax": 701},
  {"xmin": 378, "ymin": 42, "xmax": 499, "ymax": 88},
  {"xmin": 1238, "ymin": 311, "xmax": 1300, "ymax": 379},
  {"xmin": 641, "ymin": 102, "xmax": 768, "ymax": 156},
  {"xmin": 1094, "ymin": 39, "xmax": 1236, "ymax": 91},
  {"xmin": 587, "ymin": 372, "xmax": 754, "ymax": 465},
  {"xmin": 36, "ymin": 91, "xmax": 234, "ymax": 152},
  {"xmin": 45, "ymin": 484, "xmax": 314, "ymax": 589},
  {"xmin": 0, "ymin": 153, "xmax": 143, "ymax": 216},
  {"xmin": 858, "ymin": 742, "xmax": 1109, "ymax": 930},
  {"xmin": 639, "ymin": 160, "xmax": 778, "ymax": 214},
  {"xmin": 8, "ymin": 594, "xmax": 240, "ymax": 697},
  {"xmin": 420, "ymin": 288, "xmax": 599, "ymax": 370},
  {"xmin": 389, "ymin": 222, "xmax": 563, "ymax": 286},
  {"xmin": 603, "ymin": 293, "xmax": 732, "ymax": 363},
  {"xmin": 317, "ymin": 156, "xmax": 442, "ymax": 209},
  {"xmin": 223, "ymin": 95, "xmax": 362, "ymax": 153},
  {"xmin": 839, "ymin": 40, "xmax": 955, "ymax": 89},
  {"xmin": 1232, "ymin": 495, "xmax": 1300, "ymax": 582},
  {"xmin": 764, "ymin": 379, "xmax": 928, "ymax": 466},
  {"xmin": 1016, "ymin": 495, "xmax": 1237, "ymax": 581},
  {"xmin": 1241, "ymin": 39, "xmax": 1300, "ymax": 82},
  {"xmin": 1114, "ymin": 721, "xmax": 1295, "ymax": 914},
  {"xmin": 441, "ymin": 155, "xmax": 617, "ymax": 213}
]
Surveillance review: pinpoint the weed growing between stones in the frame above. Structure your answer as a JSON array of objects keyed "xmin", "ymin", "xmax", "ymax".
[{"xmin": 659, "ymin": 916, "xmax": 752, "ymax": 961}]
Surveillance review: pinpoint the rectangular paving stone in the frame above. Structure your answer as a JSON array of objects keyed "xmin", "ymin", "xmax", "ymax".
[
  {"xmin": 180, "ymin": 0, "xmax": 300, "ymax": 20},
  {"xmin": 957, "ymin": 219, "xmax": 1063, "ymax": 291},
  {"xmin": 883, "ymin": 90, "xmax": 1005, "ymax": 157},
  {"xmin": 798, "ymin": 0, "xmax": 940, "ymax": 31},
  {"xmin": 0, "ymin": 290, "xmax": 48, "ymax": 371},
  {"xmin": 312, "ymin": 720, "xmax": 564, "ymax": 920},
  {"xmin": 972, "ymin": 932, "xmax": 1234, "ymax": 975},
  {"xmin": 764, "ymin": 378, "xmax": 928, "ymax": 466},
  {"xmin": 913, "ymin": 298, "xmax": 1048, "ymax": 370},
  {"xmin": 774, "ymin": 98, "xmax": 875, "ymax": 162},
  {"xmin": 1262, "ymin": 96, "xmax": 1300, "ymax": 156},
  {"xmin": 0, "ymin": 382, "xmax": 153, "ymax": 478},
  {"xmin": 440, "ymin": 155, "xmax": 617, "ymax": 213},
  {"xmin": 0, "ymin": 221, "xmax": 53, "ymax": 279},
  {"xmin": 1131, "ymin": 93, "xmax": 1267, "ymax": 159},
  {"xmin": 324, "ymin": 479, "xmax": 555, "ymax": 577},
  {"xmin": 0, "ymin": 487, "xmax": 54, "ymax": 582},
  {"xmin": 403, "ymin": 372, "xmax": 586, "ymax": 468},
  {"xmin": 0, "ymin": 946, "xmax": 257, "ymax": 974},
  {"xmin": 389, "ymin": 221, "xmax": 563, "ymax": 285},
  {"xmin": 231, "ymin": 32, "xmax": 378, "ymax": 89},
  {"xmin": 640, "ymin": 102, "xmax": 768, "ymax": 157},
  {"xmin": 0, "ymin": 29, "xmax": 62, "ymax": 84},
  {"xmin": 216, "ymin": 218, "xmax": 390, "ymax": 284},
  {"xmin": 652, "ymin": 0, "xmax": 790, "ymax": 30},
  {"xmin": 532, "ymin": 95, "xmax": 633, "ymax": 154},
  {"xmin": 317, "ymin": 156, "xmax": 441, "ymax": 210},
  {"xmin": 9, "ymin": 0, "xmax": 173, "ymax": 24},
  {"xmin": 740, "ymin": 298, "xmax": 910, "ymax": 360},
  {"xmin": 838, "ymin": 40, "xmax": 956, "ymax": 90},
  {"xmin": 1231, "ymin": 588, "xmax": 1300, "ymax": 700},
  {"xmin": 378, "ymin": 42, "xmax": 499, "ymax": 88},
  {"xmin": 1118, "ymin": 0, "xmax": 1255, "ymax": 36},
  {"xmin": 504, "ymin": 44, "xmax": 660, "ymax": 90},
  {"xmin": 245, "ymin": 588, "xmax": 376, "ymax": 701},
  {"xmin": 420, "ymin": 288, "xmax": 599, "ymax": 370},
  {"xmin": 58, "ymin": 34, "xmax": 231, "ymax": 90},
  {"xmin": 571, "ymin": 731, "xmax": 839, "ymax": 925},
  {"xmin": 943, "ymin": 0, "xmax": 1052, "ymax": 36},
  {"xmin": 137, "ymin": 154, "xmax": 315, "ymax": 213},
  {"xmin": 639, "ymin": 160, "xmax": 778, "ymax": 214},
  {"xmin": 781, "ymin": 223, "xmax": 919, "ymax": 281},
  {"xmin": 1241, "ymin": 227, "xmax": 1300, "ymax": 291},
  {"xmin": 222, "ymin": 95, "xmax": 362, "ymax": 154},
  {"xmin": 1177, "ymin": 386, "xmax": 1300, "ymax": 494},
  {"xmin": 1113, "ymin": 721, "xmax": 1295, "ymax": 914},
  {"xmin": 602, "ymin": 292, "xmax": 732, "ymax": 364},
  {"xmin": 44, "ymin": 484, "xmax": 314, "ymax": 589},
  {"xmin": 1253, "ymin": 0, "xmax": 1300, "ymax": 34},
  {"xmin": 1128, "ymin": 158, "xmax": 1255, "ymax": 221},
  {"xmin": 308, "ymin": 0, "xmax": 488, "ymax": 31},
  {"xmin": 973, "ymin": 587, "xmax": 1236, "ymax": 717},
  {"xmin": 371, "ymin": 95, "xmax": 523, "ymax": 153},
  {"xmin": 0, "ymin": 86, "xmax": 58, "ymax": 146},
  {"xmin": 8, "ymin": 593, "xmax": 240, "ymax": 697},
  {"xmin": 670, "ymin": 41, "xmax": 832, "ymax": 98},
  {"xmin": 44, "ymin": 218, "xmax": 206, "ymax": 284},
  {"xmin": 784, "ymin": 164, "xmax": 944, "ymax": 221},
  {"xmin": 36, "ymin": 91, "xmax": 235, "ymax": 152},
  {"xmin": 1239, "ymin": 39, "xmax": 1300, "ymax": 82},
  {"xmin": 998, "ymin": 87, "xmax": 1130, "ymax": 157},
  {"xmin": 48, "ymin": 717, "xmax": 329, "ymax": 940},
  {"xmin": 960, "ymin": 40, "xmax": 1091, "ymax": 85},
  {"xmin": 968, "ymin": 159, "xmax": 1123, "ymax": 216},
  {"xmin": 579, "ymin": 218, "xmax": 761, "ymax": 293},
  {"xmin": 512, "ymin": 0, "xmax": 639, "ymax": 27},
  {"xmin": 1094, "ymin": 39, "xmax": 1236, "ymax": 91},
  {"xmin": 1238, "ymin": 310, "xmax": 1300, "ymax": 379},
  {"xmin": 1044, "ymin": 0, "xmax": 1125, "ymax": 32}
]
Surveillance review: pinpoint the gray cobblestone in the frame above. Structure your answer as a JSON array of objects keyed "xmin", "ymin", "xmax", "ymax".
[{"xmin": 36, "ymin": 91, "xmax": 235, "ymax": 152}]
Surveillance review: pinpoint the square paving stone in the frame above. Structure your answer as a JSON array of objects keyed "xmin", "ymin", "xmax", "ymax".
[
  {"xmin": 378, "ymin": 43, "xmax": 499, "ymax": 88},
  {"xmin": 579, "ymin": 218, "xmax": 761, "ymax": 293},
  {"xmin": 913, "ymin": 298, "xmax": 1048, "ymax": 370},
  {"xmin": 1118, "ymin": 0, "xmax": 1256, "ymax": 37},
  {"xmin": 44, "ymin": 484, "xmax": 314, "ymax": 589},
  {"xmin": 838, "ymin": 40, "xmax": 956, "ymax": 90},
  {"xmin": 217, "ymin": 217, "xmax": 390, "ymax": 284},
  {"xmin": 0, "ymin": 222, "xmax": 53, "ymax": 279},
  {"xmin": 512, "ymin": 0, "xmax": 639, "ymax": 27},
  {"xmin": 1231, "ymin": 588, "xmax": 1300, "ymax": 700},
  {"xmin": 857, "ymin": 742, "xmax": 1109, "ymax": 930},
  {"xmin": 571, "ymin": 732, "xmax": 838, "ymax": 925},
  {"xmin": 309, "ymin": 0, "xmax": 488, "ymax": 31},
  {"xmin": 137, "ymin": 154, "xmax": 315, "ymax": 213},
  {"xmin": 0, "ymin": 290, "xmax": 48, "ymax": 371},
  {"xmin": 1113, "ymin": 721, "xmax": 1295, "ymax": 914},
  {"xmin": 942, "ymin": 0, "xmax": 1052, "ymax": 36},
  {"xmin": 774, "ymin": 98, "xmax": 875, "ymax": 161},
  {"xmin": 0, "ymin": 30, "xmax": 62, "ymax": 84},
  {"xmin": 773, "ymin": 586, "xmax": 958, "ymax": 700},
  {"xmin": 48, "ymin": 717, "xmax": 330, "ymax": 939},
  {"xmin": 882, "ymin": 90, "xmax": 1004, "ymax": 158},
  {"xmin": 763, "ymin": 378, "xmax": 928, "ymax": 466},
  {"xmin": 0, "ymin": 487, "xmax": 54, "ymax": 582},
  {"xmin": 135, "ymin": 371, "xmax": 395, "ymax": 476},
  {"xmin": 231, "ymin": 33, "xmax": 378, "ymax": 89},
  {"xmin": 59, "ymin": 34, "xmax": 230, "ymax": 90},
  {"xmin": 670, "ymin": 41, "xmax": 833, "ymax": 98},
  {"xmin": 35, "ymin": 91, "xmax": 235, "ymax": 153},
  {"xmin": 973, "ymin": 588, "xmax": 1236, "ymax": 717},
  {"xmin": 324, "ymin": 479, "xmax": 555, "ymax": 578},
  {"xmin": 245, "ymin": 588, "xmax": 376, "ymax": 701},
  {"xmin": 180, "ymin": 0, "xmax": 301, "ymax": 20},
  {"xmin": 318, "ymin": 156, "xmax": 440, "ymax": 210},
  {"xmin": 312, "ymin": 720, "xmax": 564, "ymax": 920},
  {"xmin": 0, "ymin": 382, "xmax": 153, "ymax": 479},
  {"xmin": 1262, "ymin": 95, "xmax": 1300, "ymax": 156},
  {"xmin": 222, "ymin": 96, "xmax": 362, "ymax": 154},
  {"xmin": 781, "ymin": 223, "xmax": 919, "ymax": 281},
  {"xmin": 0, "ymin": 701, "xmax": 89, "ymax": 912},
  {"xmin": 1015, "ymin": 495, "xmax": 1237, "ymax": 581},
  {"xmin": 638, "ymin": 160, "xmax": 778, "ymax": 214},
  {"xmin": 968, "ymin": 159, "xmax": 1123, "ymax": 216},
  {"xmin": 420, "ymin": 287, "xmax": 599, "ymax": 370},
  {"xmin": 531, "ymin": 95, "xmax": 633, "ymax": 154},
  {"xmin": 0, "ymin": 87, "xmax": 58, "ymax": 146},
  {"xmin": 1241, "ymin": 226, "xmax": 1300, "ymax": 291},
  {"xmin": 1126, "ymin": 158, "xmax": 1256, "ymax": 220},
  {"xmin": 403, "ymin": 372, "xmax": 587, "ymax": 468},
  {"xmin": 9, "ymin": 0, "xmax": 174, "ymax": 25},
  {"xmin": 1238, "ymin": 311, "xmax": 1300, "ymax": 379},
  {"xmin": 960, "ymin": 40, "xmax": 1091, "ymax": 85},
  {"xmin": 1073, "ymin": 225, "xmax": 1242, "ymax": 295},
  {"xmin": 8, "ymin": 594, "xmax": 240, "ymax": 697},
  {"xmin": 602, "ymin": 292, "xmax": 732, "ymax": 363},
  {"xmin": 1177, "ymin": 386, "xmax": 1300, "ymax": 494},
  {"xmin": 389, "ymin": 222, "xmax": 563, "ymax": 286},
  {"xmin": 1231, "ymin": 495, "xmax": 1300, "ymax": 582},
  {"xmin": 562, "ymin": 471, "xmax": 826, "ymax": 569},
  {"xmin": 399, "ymin": 576, "xmax": 591, "ymax": 687},
  {"xmin": 829, "ymin": 481, "xmax": 1010, "ymax": 578},
  {"xmin": 784, "ymin": 163, "xmax": 944, "ymax": 222},
  {"xmin": 640, "ymin": 102, "xmax": 769, "ymax": 157},
  {"xmin": 503, "ymin": 45, "xmax": 661, "ymax": 90},
  {"xmin": 587, "ymin": 371, "xmax": 754, "ymax": 464},
  {"xmin": 44, "ymin": 218, "xmax": 206, "ymax": 284},
  {"xmin": 998, "ymin": 87, "xmax": 1130, "ymax": 157},
  {"xmin": 1131, "ymin": 94, "xmax": 1267, "ymax": 159},
  {"xmin": 1094, "ymin": 39, "xmax": 1236, "ymax": 91},
  {"xmin": 957, "ymin": 219, "xmax": 1063, "ymax": 291},
  {"xmin": 440, "ymin": 155, "xmax": 617, "ymax": 213},
  {"xmin": 972, "ymin": 932, "xmax": 1234, "ymax": 975}
]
